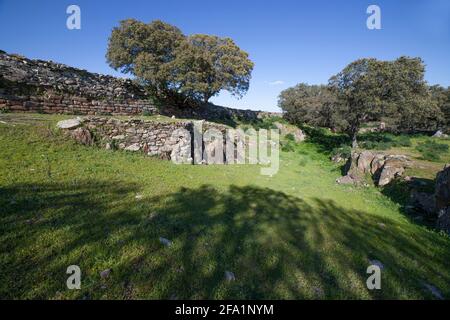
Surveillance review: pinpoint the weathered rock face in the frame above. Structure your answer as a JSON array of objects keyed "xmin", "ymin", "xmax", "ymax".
[
  {"xmin": 437, "ymin": 207, "xmax": 450, "ymax": 234},
  {"xmin": 378, "ymin": 156, "xmax": 409, "ymax": 187},
  {"xmin": 357, "ymin": 151, "xmax": 375, "ymax": 174},
  {"xmin": 70, "ymin": 127, "xmax": 93, "ymax": 146},
  {"xmin": 410, "ymin": 190, "xmax": 435, "ymax": 216},
  {"xmin": 57, "ymin": 117, "xmax": 242, "ymax": 164},
  {"xmin": 435, "ymin": 165, "xmax": 450, "ymax": 233},
  {"xmin": 274, "ymin": 122, "xmax": 305, "ymax": 143},
  {"xmin": 435, "ymin": 164, "xmax": 450, "ymax": 212},
  {"xmin": 336, "ymin": 151, "xmax": 410, "ymax": 186}
]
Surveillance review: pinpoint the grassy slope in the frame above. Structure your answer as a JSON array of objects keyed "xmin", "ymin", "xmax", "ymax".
[{"xmin": 0, "ymin": 114, "xmax": 449, "ymax": 299}]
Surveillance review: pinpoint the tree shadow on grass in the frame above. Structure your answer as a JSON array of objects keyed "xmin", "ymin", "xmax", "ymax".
[
  {"xmin": 380, "ymin": 177, "xmax": 437, "ymax": 228},
  {"xmin": 0, "ymin": 181, "xmax": 449, "ymax": 299}
]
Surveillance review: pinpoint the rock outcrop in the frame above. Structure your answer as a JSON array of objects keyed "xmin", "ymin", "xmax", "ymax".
[
  {"xmin": 274, "ymin": 122, "xmax": 306, "ymax": 143},
  {"xmin": 336, "ymin": 151, "xmax": 410, "ymax": 186},
  {"xmin": 56, "ymin": 116, "xmax": 251, "ymax": 165},
  {"xmin": 435, "ymin": 165, "xmax": 450, "ymax": 234}
]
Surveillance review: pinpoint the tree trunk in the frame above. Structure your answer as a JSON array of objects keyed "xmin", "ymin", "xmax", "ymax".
[{"xmin": 352, "ymin": 133, "xmax": 358, "ymax": 148}]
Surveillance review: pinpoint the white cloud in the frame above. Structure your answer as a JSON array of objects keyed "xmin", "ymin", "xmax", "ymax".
[{"xmin": 268, "ymin": 80, "xmax": 284, "ymax": 86}]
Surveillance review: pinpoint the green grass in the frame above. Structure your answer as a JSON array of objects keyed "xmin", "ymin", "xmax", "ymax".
[{"xmin": 0, "ymin": 114, "xmax": 449, "ymax": 299}]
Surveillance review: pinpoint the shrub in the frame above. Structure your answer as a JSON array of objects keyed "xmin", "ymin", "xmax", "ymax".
[
  {"xmin": 285, "ymin": 133, "xmax": 295, "ymax": 141},
  {"xmin": 395, "ymin": 135, "xmax": 412, "ymax": 147},
  {"xmin": 415, "ymin": 140, "xmax": 449, "ymax": 161},
  {"xmin": 331, "ymin": 144, "xmax": 352, "ymax": 159},
  {"xmin": 281, "ymin": 140, "xmax": 296, "ymax": 152}
]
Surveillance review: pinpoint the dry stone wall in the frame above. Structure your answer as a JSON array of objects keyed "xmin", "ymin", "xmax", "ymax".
[
  {"xmin": 0, "ymin": 51, "xmax": 273, "ymax": 121},
  {"xmin": 59, "ymin": 116, "xmax": 232, "ymax": 164}
]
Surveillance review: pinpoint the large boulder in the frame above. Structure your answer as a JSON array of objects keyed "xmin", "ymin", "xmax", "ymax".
[
  {"xmin": 437, "ymin": 207, "xmax": 450, "ymax": 234},
  {"xmin": 435, "ymin": 165, "xmax": 450, "ymax": 234},
  {"xmin": 435, "ymin": 164, "xmax": 450, "ymax": 212},
  {"xmin": 357, "ymin": 151, "xmax": 375, "ymax": 174},
  {"xmin": 378, "ymin": 156, "xmax": 410, "ymax": 187},
  {"xmin": 410, "ymin": 190, "xmax": 435, "ymax": 216},
  {"xmin": 336, "ymin": 151, "xmax": 410, "ymax": 187},
  {"xmin": 371, "ymin": 154, "xmax": 385, "ymax": 175}
]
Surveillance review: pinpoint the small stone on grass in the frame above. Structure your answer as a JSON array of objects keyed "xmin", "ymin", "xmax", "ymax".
[
  {"xmin": 100, "ymin": 269, "xmax": 111, "ymax": 279},
  {"xmin": 225, "ymin": 271, "xmax": 235, "ymax": 281},
  {"xmin": 159, "ymin": 237, "xmax": 172, "ymax": 247}
]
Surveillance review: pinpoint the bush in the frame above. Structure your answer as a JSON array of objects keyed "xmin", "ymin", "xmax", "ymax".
[
  {"xmin": 281, "ymin": 140, "xmax": 296, "ymax": 152},
  {"xmin": 331, "ymin": 144, "xmax": 352, "ymax": 159},
  {"xmin": 285, "ymin": 133, "xmax": 295, "ymax": 141},
  {"xmin": 395, "ymin": 135, "xmax": 412, "ymax": 147},
  {"xmin": 359, "ymin": 133, "xmax": 411, "ymax": 150},
  {"xmin": 416, "ymin": 140, "xmax": 449, "ymax": 161}
]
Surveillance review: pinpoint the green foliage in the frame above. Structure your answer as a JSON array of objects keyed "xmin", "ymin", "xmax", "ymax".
[
  {"xmin": 173, "ymin": 34, "xmax": 254, "ymax": 104},
  {"xmin": 106, "ymin": 19, "xmax": 253, "ymax": 106},
  {"xmin": 416, "ymin": 140, "xmax": 449, "ymax": 161},
  {"xmin": 278, "ymin": 83, "xmax": 342, "ymax": 129},
  {"xmin": 141, "ymin": 109, "xmax": 152, "ymax": 117},
  {"xmin": 331, "ymin": 144, "xmax": 352, "ymax": 159},
  {"xmin": 359, "ymin": 133, "xmax": 412, "ymax": 150},
  {"xmin": 285, "ymin": 133, "xmax": 295, "ymax": 141},
  {"xmin": 328, "ymin": 57, "xmax": 439, "ymax": 145},
  {"xmin": 430, "ymin": 85, "xmax": 450, "ymax": 130}
]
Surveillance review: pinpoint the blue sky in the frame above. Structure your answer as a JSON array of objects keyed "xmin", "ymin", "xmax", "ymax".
[{"xmin": 0, "ymin": 0, "xmax": 449, "ymax": 111}]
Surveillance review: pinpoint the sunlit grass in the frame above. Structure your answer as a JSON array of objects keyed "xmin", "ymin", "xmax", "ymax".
[{"xmin": 0, "ymin": 114, "xmax": 449, "ymax": 299}]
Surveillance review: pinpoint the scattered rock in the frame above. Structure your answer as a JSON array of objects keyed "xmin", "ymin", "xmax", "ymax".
[
  {"xmin": 112, "ymin": 135, "xmax": 125, "ymax": 140},
  {"xmin": 369, "ymin": 259, "xmax": 384, "ymax": 270},
  {"xmin": 336, "ymin": 175, "xmax": 356, "ymax": 185},
  {"xmin": 422, "ymin": 282, "xmax": 444, "ymax": 300},
  {"xmin": 70, "ymin": 127, "xmax": 93, "ymax": 145},
  {"xmin": 135, "ymin": 194, "xmax": 143, "ymax": 200},
  {"xmin": 432, "ymin": 130, "xmax": 448, "ymax": 139},
  {"xmin": 224, "ymin": 271, "xmax": 235, "ymax": 282},
  {"xmin": 159, "ymin": 237, "xmax": 172, "ymax": 247},
  {"xmin": 56, "ymin": 118, "xmax": 81, "ymax": 130},
  {"xmin": 124, "ymin": 143, "xmax": 140, "ymax": 152},
  {"xmin": 100, "ymin": 269, "xmax": 111, "ymax": 279}
]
